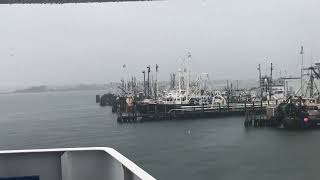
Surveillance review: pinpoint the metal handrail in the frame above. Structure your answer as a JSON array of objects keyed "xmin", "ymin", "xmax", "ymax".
[{"xmin": 0, "ymin": 147, "xmax": 156, "ymax": 180}]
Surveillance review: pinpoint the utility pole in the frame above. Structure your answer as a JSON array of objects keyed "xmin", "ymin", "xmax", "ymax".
[{"xmin": 142, "ymin": 70, "xmax": 146, "ymax": 96}]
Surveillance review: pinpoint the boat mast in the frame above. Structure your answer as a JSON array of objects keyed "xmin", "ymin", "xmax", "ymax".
[
  {"xmin": 178, "ymin": 68, "xmax": 182, "ymax": 94},
  {"xmin": 269, "ymin": 63, "xmax": 273, "ymax": 100},
  {"xmin": 258, "ymin": 64, "xmax": 262, "ymax": 99},
  {"xmin": 155, "ymin": 64, "xmax": 159, "ymax": 100},
  {"xmin": 310, "ymin": 69, "xmax": 314, "ymax": 98},
  {"xmin": 131, "ymin": 76, "xmax": 134, "ymax": 95},
  {"xmin": 142, "ymin": 70, "xmax": 146, "ymax": 96},
  {"xmin": 300, "ymin": 46, "xmax": 304, "ymax": 97},
  {"xmin": 186, "ymin": 52, "xmax": 191, "ymax": 97},
  {"xmin": 147, "ymin": 65, "xmax": 151, "ymax": 97}
]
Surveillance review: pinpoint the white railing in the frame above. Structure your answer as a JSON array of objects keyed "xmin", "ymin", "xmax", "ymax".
[
  {"xmin": 176, "ymin": 103, "xmax": 267, "ymax": 112},
  {"xmin": 0, "ymin": 147, "xmax": 156, "ymax": 180}
]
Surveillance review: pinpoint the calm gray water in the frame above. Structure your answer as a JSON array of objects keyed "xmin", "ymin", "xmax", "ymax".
[{"xmin": 0, "ymin": 90, "xmax": 319, "ymax": 180}]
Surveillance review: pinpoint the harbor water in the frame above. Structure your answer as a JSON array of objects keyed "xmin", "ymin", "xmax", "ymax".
[{"xmin": 0, "ymin": 90, "xmax": 319, "ymax": 180}]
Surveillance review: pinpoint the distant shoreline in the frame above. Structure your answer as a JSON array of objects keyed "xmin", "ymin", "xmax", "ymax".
[{"xmin": 0, "ymin": 88, "xmax": 108, "ymax": 95}]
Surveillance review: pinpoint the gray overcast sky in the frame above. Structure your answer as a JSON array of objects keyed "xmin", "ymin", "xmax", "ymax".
[{"xmin": 0, "ymin": 0, "xmax": 319, "ymax": 88}]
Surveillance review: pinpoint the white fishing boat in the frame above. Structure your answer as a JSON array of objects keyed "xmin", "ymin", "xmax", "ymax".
[
  {"xmin": 162, "ymin": 53, "xmax": 192, "ymax": 105},
  {"xmin": 161, "ymin": 53, "xmax": 215, "ymax": 106},
  {"xmin": 162, "ymin": 90, "xmax": 189, "ymax": 105},
  {"xmin": 212, "ymin": 91, "xmax": 226, "ymax": 105}
]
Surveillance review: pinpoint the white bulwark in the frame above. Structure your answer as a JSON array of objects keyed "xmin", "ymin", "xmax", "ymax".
[{"xmin": 0, "ymin": 147, "xmax": 156, "ymax": 180}]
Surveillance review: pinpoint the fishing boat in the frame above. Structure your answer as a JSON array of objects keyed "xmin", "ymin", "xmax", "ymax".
[{"xmin": 161, "ymin": 53, "xmax": 215, "ymax": 106}]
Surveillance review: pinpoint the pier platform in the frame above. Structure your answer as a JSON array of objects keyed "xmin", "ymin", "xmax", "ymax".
[{"xmin": 117, "ymin": 102, "xmax": 268, "ymax": 123}]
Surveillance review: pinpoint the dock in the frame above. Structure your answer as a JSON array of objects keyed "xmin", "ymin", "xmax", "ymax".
[
  {"xmin": 117, "ymin": 102, "xmax": 270, "ymax": 123},
  {"xmin": 244, "ymin": 99, "xmax": 320, "ymax": 129}
]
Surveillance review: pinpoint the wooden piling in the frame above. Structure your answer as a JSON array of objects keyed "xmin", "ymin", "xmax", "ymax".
[
  {"xmin": 227, "ymin": 102, "xmax": 230, "ymax": 112},
  {"xmin": 96, "ymin": 95, "xmax": 100, "ymax": 103}
]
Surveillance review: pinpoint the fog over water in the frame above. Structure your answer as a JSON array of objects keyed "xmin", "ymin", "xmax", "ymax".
[
  {"xmin": 1, "ymin": 91, "xmax": 320, "ymax": 180},
  {"xmin": 0, "ymin": 0, "xmax": 319, "ymax": 88}
]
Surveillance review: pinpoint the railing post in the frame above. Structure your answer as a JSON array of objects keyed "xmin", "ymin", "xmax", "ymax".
[{"xmin": 253, "ymin": 101, "xmax": 255, "ymax": 111}]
